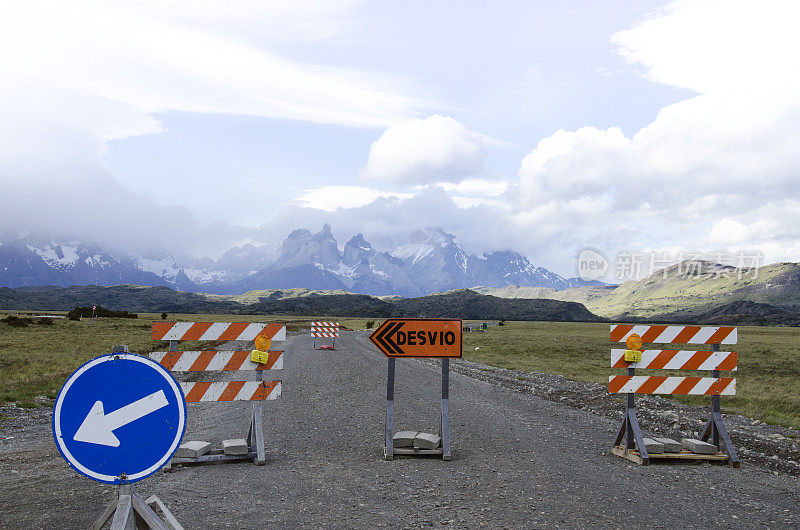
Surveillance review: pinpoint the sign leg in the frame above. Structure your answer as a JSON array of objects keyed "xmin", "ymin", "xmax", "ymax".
[
  {"xmin": 441, "ymin": 359, "xmax": 451, "ymax": 461},
  {"xmin": 253, "ymin": 402, "xmax": 265, "ymax": 465},
  {"xmin": 90, "ymin": 498, "xmax": 118, "ymax": 530},
  {"xmin": 131, "ymin": 492, "xmax": 170, "ymax": 530},
  {"xmin": 110, "ymin": 484, "xmax": 135, "ymax": 530},
  {"xmin": 385, "ymin": 358, "xmax": 395, "ymax": 460}
]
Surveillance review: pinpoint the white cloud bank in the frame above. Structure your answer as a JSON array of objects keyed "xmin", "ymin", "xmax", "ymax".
[
  {"xmin": 4, "ymin": 0, "xmax": 800, "ymax": 276},
  {"xmin": 292, "ymin": 0, "xmax": 800, "ymax": 276},
  {"xmin": 504, "ymin": 0, "xmax": 800, "ymax": 272},
  {"xmin": 362, "ymin": 115, "xmax": 486, "ymax": 184},
  {"xmin": 0, "ymin": 1, "xmax": 430, "ymax": 129},
  {"xmin": 0, "ymin": 0, "xmax": 433, "ymax": 257}
]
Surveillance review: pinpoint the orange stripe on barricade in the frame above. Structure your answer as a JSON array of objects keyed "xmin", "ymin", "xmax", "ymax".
[
  {"xmin": 717, "ymin": 352, "xmax": 738, "ymax": 371},
  {"xmin": 218, "ymin": 322, "xmax": 249, "ymax": 341},
  {"xmin": 707, "ymin": 378, "xmax": 734, "ymax": 395},
  {"xmin": 188, "ymin": 351, "xmax": 216, "ymax": 371},
  {"xmin": 252, "ymin": 381, "xmax": 278, "ymax": 400},
  {"xmin": 608, "ymin": 375, "xmax": 629, "ymax": 393},
  {"xmin": 258, "ymin": 352, "xmax": 282, "ymax": 370},
  {"xmin": 706, "ymin": 326, "xmax": 736, "ymax": 345},
  {"xmin": 640, "ymin": 325, "xmax": 667, "ymax": 343},
  {"xmin": 610, "ymin": 324, "xmax": 634, "ymax": 342},
  {"xmin": 151, "ymin": 321, "xmax": 172, "ymax": 340},
  {"xmin": 182, "ymin": 322, "xmax": 214, "ymax": 341},
  {"xmin": 218, "ymin": 381, "xmax": 245, "ymax": 401},
  {"xmin": 672, "ymin": 325, "xmax": 701, "ymax": 343},
  {"xmin": 648, "ymin": 350, "xmax": 677, "ymax": 369},
  {"xmin": 223, "ymin": 351, "xmax": 249, "ymax": 370},
  {"xmin": 681, "ymin": 350, "xmax": 713, "ymax": 370},
  {"xmin": 158, "ymin": 351, "xmax": 182, "ymax": 371},
  {"xmin": 637, "ymin": 376, "xmax": 666, "ymax": 394},
  {"xmin": 673, "ymin": 377, "xmax": 701, "ymax": 394},
  {"xmin": 184, "ymin": 381, "xmax": 211, "ymax": 402}
]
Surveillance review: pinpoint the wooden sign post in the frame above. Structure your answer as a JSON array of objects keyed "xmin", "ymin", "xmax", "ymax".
[{"xmin": 370, "ymin": 319, "xmax": 462, "ymax": 461}]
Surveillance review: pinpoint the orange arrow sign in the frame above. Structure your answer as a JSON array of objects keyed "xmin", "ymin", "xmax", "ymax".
[{"xmin": 369, "ymin": 319, "xmax": 462, "ymax": 358}]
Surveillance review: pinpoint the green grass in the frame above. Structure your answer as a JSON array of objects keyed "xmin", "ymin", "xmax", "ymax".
[
  {"xmin": 0, "ymin": 312, "xmax": 372, "ymax": 405},
  {"xmin": 2, "ymin": 314, "xmax": 798, "ymax": 429},
  {"xmin": 463, "ymin": 322, "xmax": 800, "ymax": 429}
]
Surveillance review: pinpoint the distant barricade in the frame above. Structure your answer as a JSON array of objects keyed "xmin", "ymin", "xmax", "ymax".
[{"xmin": 312, "ymin": 321, "xmax": 339, "ymax": 349}]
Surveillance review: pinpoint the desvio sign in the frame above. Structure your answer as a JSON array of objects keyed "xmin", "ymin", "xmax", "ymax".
[{"xmin": 370, "ymin": 319, "xmax": 462, "ymax": 358}]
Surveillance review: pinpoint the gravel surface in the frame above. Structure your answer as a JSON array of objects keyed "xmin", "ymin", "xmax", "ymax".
[{"xmin": 1, "ymin": 331, "xmax": 799, "ymax": 528}]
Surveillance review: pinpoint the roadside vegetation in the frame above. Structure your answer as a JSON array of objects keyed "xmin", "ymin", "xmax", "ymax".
[
  {"xmin": 463, "ymin": 321, "xmax": 800, "ymax": 429},
  {"xmin": 1, "ymin": 313, "xmax": 797, "ymax": 429}
]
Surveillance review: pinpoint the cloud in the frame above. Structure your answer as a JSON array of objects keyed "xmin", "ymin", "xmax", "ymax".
[
  {"xmin": 361, "ymin": 115, "xmax": 486, "ymax": 184},
  {"xmin": 0, "ymin": 1, "xmax": 432, "ymax": 129},
  {"xmin": 0, "ymin": 0, "xmax": 432, "ymax": 258},
  {"xmin": 510, "ymin": 0, "xmax": 800, "ymax": 273},
  {"xmin": 416, "ymin": 178, "xmax": 510, "ymax": 197},
  {"xmin": 292, "ymin": 186, "xmax": 413, "ymax": 211}
]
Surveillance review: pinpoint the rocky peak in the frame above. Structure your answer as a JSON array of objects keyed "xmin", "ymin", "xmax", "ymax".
[
  {"xmin": 278, "ymin": 225, "xmax": 341, "ymax": 269},
  {"xmin": 343, "ymin": 233, "xmax": 375, "ymax": 266}
]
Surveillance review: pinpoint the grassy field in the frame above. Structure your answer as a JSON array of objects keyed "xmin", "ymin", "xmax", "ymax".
[
  {"xmin": 0, "ymin": 312, "xmax": 373, "ymax": 407},
  {"xmin": 1, "ymin": 313, "xmax": 798, "ymax": 429},
  {"xmin": 463, "ymin": 321, "xmax": 800, "ymax": 429}
]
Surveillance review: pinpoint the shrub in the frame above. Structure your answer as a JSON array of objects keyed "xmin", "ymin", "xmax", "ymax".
[
  {"xmin": 2, "ymin": 316, "xmax": 33, "ymax": 327},
  {"xmin": 365, "ymin": 320, "xmax": 375, "ymax": 329},
  {"xmin": 36, "ymin": 317, "xmax": 54, "ymax": 325},
  {"xmin": 161, "ymin": 312, "xmax": 168, "ymax": 320}
]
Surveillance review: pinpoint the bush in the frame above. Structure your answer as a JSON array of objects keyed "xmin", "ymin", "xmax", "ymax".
[
  {"xmin": 498, "ymin": 319, "xmax": 505, "ymax": 326},
  {"xmin": 161, "ymin": 312, "xmax": 168, "ymax": 320},
  {"xmin": 366, "ymin": 320, "xmax": 375, "ymax": 329},
  {"xmin": 2, "ymin": 316, "xmax": 33, "ymax": 327},
  {"xmin": 36, "ymin": 317, "xmax": 53, "ymax": 325}
]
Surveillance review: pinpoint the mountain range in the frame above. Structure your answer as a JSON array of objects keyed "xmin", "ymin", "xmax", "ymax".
[{"xmin": 0, "ymin": 225, "xmax": 597, "ymax": 297}]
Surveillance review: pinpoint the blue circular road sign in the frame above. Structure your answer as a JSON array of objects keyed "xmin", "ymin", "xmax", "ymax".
[{"xmin": 53, "ymin": 353, "xmax": 186, "ymax": 484}]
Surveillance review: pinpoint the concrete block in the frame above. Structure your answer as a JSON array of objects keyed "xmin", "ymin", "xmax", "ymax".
[
  {"xmin": 652, "ymin": 437, "xmax": 683, "ymax": 453},
  {"xmin": 175, "ymin": 440, "xmax": 211, "ymax": 458},
  {"xmin": 682, "ymin": 438, "xmax": 717, "ymax": 455},
  {"xmin": 635, "ymin": 437, "xmax": 664, "ymax": 454},
  {"xmin": 393, "ymin": 431, "xmax": 418, "ymax": 448},
  {"xmin": 222, "ymin": 438, "xmax": 249, "ymax": 455},
  {"xmin": 413, "ymin": 432, "xmax": 442, "ymax": 450}
]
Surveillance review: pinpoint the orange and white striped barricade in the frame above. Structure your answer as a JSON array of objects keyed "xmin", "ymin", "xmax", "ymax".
[
  {"xmin": 311, "ymin": 321, "xmax": 339, "ymax": 350},
  {"xmin": 150, "ymin": 322, "xmax": 286, "ymax": 466},
  {"xmin": 609, "ymin": 324, "xmax": 740, "ymax": 466}
]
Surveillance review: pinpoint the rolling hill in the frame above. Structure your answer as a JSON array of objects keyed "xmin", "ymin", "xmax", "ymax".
[{"xmin": 474, "ymin": 261, "xmax": 800, "ymax": 320}]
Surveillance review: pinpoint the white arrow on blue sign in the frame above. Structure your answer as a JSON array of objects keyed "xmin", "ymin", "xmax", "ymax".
[{"xmin": 53, "ymin": 353, "xmax": 186, "ymax": 484}]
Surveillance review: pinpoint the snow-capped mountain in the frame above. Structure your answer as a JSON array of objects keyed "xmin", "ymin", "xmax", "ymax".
[{"xmin": 0, "ymin": 226, "xmax": 598, "ymax": 296}]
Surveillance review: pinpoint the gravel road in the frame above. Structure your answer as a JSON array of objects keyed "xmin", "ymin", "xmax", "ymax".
[{"xmin": 1, "ymin": 331, "xmax": 799, "ymax": 528}]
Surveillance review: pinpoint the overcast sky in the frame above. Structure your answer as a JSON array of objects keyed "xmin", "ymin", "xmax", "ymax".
[{"xmin": 1, "ymin": 0, "xmax": 798, "ymax": 277}]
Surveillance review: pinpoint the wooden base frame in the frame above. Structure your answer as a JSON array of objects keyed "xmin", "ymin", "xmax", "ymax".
[
  {"xmin": 612, "ymin": 446, "xmax": 730, "ymax": 465},
  {"xmin": 91, "ymin": 484, "xmax": 183, "ymax": 530},
  {"xmin": 384, "ymin": 358, "xmax": 452, "ymax": 461}
]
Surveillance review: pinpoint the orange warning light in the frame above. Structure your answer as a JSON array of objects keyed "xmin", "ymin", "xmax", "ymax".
[
  {"xmin": 625, "ymin": 333, "xmax": 643, "ymax": 351},
  {"xmin": 254, "ymin": 334, "xmax": 272, "ymax": 352}
]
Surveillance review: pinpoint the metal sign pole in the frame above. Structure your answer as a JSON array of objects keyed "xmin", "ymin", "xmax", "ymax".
[
  {"xmin": 384, "ymin": 358, "xmax": 395, "ymax": 460},
  {"xmin": 441, "ymin": 359, "xmax": 451, "ymax": 461}
]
